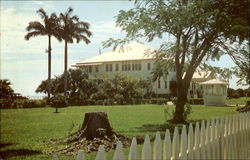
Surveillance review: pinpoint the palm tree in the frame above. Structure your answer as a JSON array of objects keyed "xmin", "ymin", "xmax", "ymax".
[
  {"xmin": 25, "ymin": 8, "xmax": 61, "ymax": 100},
  {"xmin": 59, "ymin": 7, "xmax": 92, "ymax": 96}
]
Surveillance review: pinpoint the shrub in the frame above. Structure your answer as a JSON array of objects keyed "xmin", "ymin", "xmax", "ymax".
[
  {"xmin": 50, "ymin": 95, "xmax": 67, "ymax": 108},
  {"xmin": 0, "ymin": 99, "xmax": 46, "ymax": 109},
  {"xmin": 188, "ymin": 98, "xmax": 204, "ymax": 105},
  {"xmin": 183, "ymin": 103, "xmax": 192, "ymax": 121}
]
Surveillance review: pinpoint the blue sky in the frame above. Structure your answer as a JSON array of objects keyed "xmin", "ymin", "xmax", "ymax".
[{"xmin": 1, "ymin": 1, "xmax": 242, "ymax": 97}]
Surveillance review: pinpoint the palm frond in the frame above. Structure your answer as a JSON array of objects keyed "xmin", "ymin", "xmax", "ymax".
[
  {"xmin": 75, "ymin": 27, "xmax": 92, "ymax": 37},
  {"xmin": 77, "ymin": 21, "xmax": 90, "ymax": 29},
  {"xmin": 26, "ymin": 21, "xmax": 45, "ymax": 31},
  {"xmin": 37, "ymin": 8, "xmax": 47, "ymax": 20},
  {"xmin": 71, "ymin": 15, "xmax": 79, "ymax": 22},
  {"xmin": 66, "ymin": 7, "xmax": 74, "ymax": 18},
  {"xmin": 24, "ymin": 31, "xmax": 45, "ymax": 40},
  {"xmin": 75, "ymin": 34, "xmax": 91, "ymax": 44}
]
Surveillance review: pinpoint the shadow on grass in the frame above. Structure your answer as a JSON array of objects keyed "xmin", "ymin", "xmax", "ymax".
[
  {"xmin": 137, "ymin": 119, "xmax": 203, "ymax": 137},
  {"xmin": 0, "ymin": 142, "xmax": 15, "ymax": 148},
  {"xmin": 0, "ymin": 149, "xmax": 41, "ymax": 159}
]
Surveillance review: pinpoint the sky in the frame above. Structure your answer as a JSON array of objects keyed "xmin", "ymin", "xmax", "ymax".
[{"xmin": 0, "ymin": 1, "xmax": 244, "ymax": 97}]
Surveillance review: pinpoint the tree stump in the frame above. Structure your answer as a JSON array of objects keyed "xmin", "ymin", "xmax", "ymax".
[
  {"xmin": 81, "ymin": 112, "xmax": 113, "ymax": 140},
  {"xmin": 55, "ymin": 112, "xmax": 132, "ymax": 154}
]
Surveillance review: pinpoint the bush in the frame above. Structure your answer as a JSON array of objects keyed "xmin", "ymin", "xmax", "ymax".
[
  {"xmin": 0, "ymin": 99, "xmax": 46, "ymax": 109},
  {"xmin": 50, "ymin": 95, "xmax": 67, "ymax": 108},
  {"xmin": 188, "ymin": 98, "xmax": 204, "ymax": 105}
]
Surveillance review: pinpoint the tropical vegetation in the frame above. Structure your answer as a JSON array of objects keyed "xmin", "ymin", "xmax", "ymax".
[
  {"xmin": 24, "ymin": 9, "xmax": 62, "ymax": 100},
  {"xmin": 103, "ymin": 0, "xmax": 249, "ymax": 123},
  {"xmin": 59, "ymin": 7, "xmax": 92, "ymax": 96},
  {"xmin": 36, "ymin": 69, "xmax": 151, "ymax": 105},
  {"xmin": 24, "ymin": 8, "xmax": 92, "ymax": 101}
]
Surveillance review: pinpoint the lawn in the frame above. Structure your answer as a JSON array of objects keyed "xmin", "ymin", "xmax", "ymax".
[
  {"xmin": 0, "ymin": 104, "xmax": 237, "ymax": 160},
  {"xmin": 226, "ymin": 97, "xmax": 249, "ymax": 105}
]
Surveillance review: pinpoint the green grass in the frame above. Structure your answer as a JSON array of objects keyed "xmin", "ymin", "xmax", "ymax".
[
  {"xmin": 0, "ymin": 104, "xmax": 236, "ymax": 159},
  {"xmin": 226, "ymin": 97, "xmax": 249, "ymax": 105}
]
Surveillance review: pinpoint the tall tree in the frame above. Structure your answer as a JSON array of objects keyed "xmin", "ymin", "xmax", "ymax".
[
  {"xmin": 59, "ymin": 7, "xmax": 92, "ymax": 96},
  {"xmin": 103, "ymin": 0, "xmax": 249, "ymax": 123},
  {"xmin": 0, "ymin": 79, "xmax": 14, "ymax": 99},
  {"xmin": 25, "ymin": 8, "xmax": 61, "ymax": 100},
  {"xmin": 230, "ymin": 44, "xmax": 250, "ymax": 86}
]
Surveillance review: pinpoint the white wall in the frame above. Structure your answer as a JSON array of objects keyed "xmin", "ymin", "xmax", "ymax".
[{"xmin": 80, "ymin": 59, "xmax": 176, "ymax": 94}]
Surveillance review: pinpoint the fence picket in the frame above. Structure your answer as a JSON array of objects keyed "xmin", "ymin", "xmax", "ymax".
[
  {"xmin": 219, "ymin": 117, "xmax": 225, "ymax": 159},
  {"xmin": 200, "ymin": 120, "xmax": 206, "ymax": 159},
  {"xmin": 76, "ymin": 150, "xmax": 84, "ymax": 160},
  {"xmin": 128, "ymin": 137, "xmax": 137, "ymax": 160},
  {"xmin": 51, "ymin": 112, "xmax": 250, "ymax": 160},
  {"xmin": 180, "ymin": 125, "xmax": 187, "ymax": 159},
  {"xmin": 153, "ymin": 131, "xmax": 162, "ymax": 160},
  {"xmin": 205, "ymin": 119, "xmax": 211, "ymax": 160},
  {"xmin": 163, "ymin": 129, "xmax": 172, "ymax": 160},
  {"xmin": 95, "ymin": 145, "xmax": 106, "ymax": 160},
  {"xmin": 194, "ymin": 122, "xmax": 200, "ymax": 159},
  {"xmin": 142, "ymin": 134, "xmax": 152, "ymax": 160},
  {"xmin": 187, "ymin": 123, "xmax": 194, "ymax": 160},
  {"xmin": 172, "ymin": 127, "xmax": 180, "ymax": 160},
  {"xmin": 52, "ymin": 154, "xmax": 59, "ymax": 160},
  {"xmin": 113, "ymin": 141, "xmax": 125, "ymax": 160}
]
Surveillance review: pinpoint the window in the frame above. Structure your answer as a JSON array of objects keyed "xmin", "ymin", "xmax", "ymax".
[
  {"xmin": 158, "ymin": 78, "xmax": 161, "ymax": 88},
  {"xmin": 116, "ymin": 63, "xmax": 119, "ymax": 71},
  {"xmin": 122, "ymin": 62, "xmax": 125, "ymax": 71},
  {"xmin": 95, "ymin": 66, "xmax": 98, "ymax": 72},
  {"xmin": 128, "ymin": 63, "xmax": 131, "ymax": 71},
  {"xmin": 147, "ymin": 63, "xmax": 151, "ymax": 70},
  {"xmin": 106, "ymin": 64, "xmax": 109, "ymax": 72},
  {"xmin": 139, "ymin": 63, "xmax": 141, "ymax": 70},
  {"xmin": 89, "ymin": 66, "xmax": 92, "ymax": 73},
  {"xmin": 109, "ymin": 64, "xmax": 112, "ymax": 72},
  {"xmin": 165, "ymin": 81, "xmax": 167, "ymax": 88}
]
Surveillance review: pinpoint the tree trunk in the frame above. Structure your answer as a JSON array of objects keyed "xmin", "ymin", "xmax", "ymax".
[
  {"xmin": 80, "ymin": 112, "xmax": 113, "ymax": 140},
  {"xmin": 64, "ymin": 40, "xmax": 68, "ymax": 97},
  {"xmin": 172, "ymin": 88, "xmax": 188, "ymax": 123},
  {"xmin": 47, "ymin": 35, "xmax": 52, "ymax": 101}
]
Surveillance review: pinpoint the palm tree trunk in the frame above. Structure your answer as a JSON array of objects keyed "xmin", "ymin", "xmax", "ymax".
[
  {"xmin": 48, "ymin": 35, "xmax": 52, "ymax": 101},
  {"xmin": 64, "ymin": 40, "xmax": 68, "ymax": 96}
]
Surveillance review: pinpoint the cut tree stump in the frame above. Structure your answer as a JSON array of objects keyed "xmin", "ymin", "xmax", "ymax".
[
  {"xmin": 81, "ymin": 112, "xmax": 113, "ymax": 140},
  {"xmin": 52, "ymin": 112, "xmax": 135, "ymax": 154},
  {"xmin": 67, "ymin": 112, "xmax": 115, "ymax": 142}
]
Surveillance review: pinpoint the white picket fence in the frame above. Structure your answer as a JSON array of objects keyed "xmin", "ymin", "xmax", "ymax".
[{"xmin": 52, "ymin": 112, "xmax": 250, "ymax": 160}]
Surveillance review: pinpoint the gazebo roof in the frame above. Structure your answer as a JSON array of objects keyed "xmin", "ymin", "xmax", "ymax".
[{"xmin": 200, "ymin": 78, "xmax": 228, "ymax": 85}]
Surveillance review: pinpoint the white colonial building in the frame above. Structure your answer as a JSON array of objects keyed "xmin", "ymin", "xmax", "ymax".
[
  {"xmin": 73, "ymin": 42, "xmax": 228, "ymax": 101},
  {"xmin": 73, "ymin": 42, "xmax": 176, "ymax": 95}
]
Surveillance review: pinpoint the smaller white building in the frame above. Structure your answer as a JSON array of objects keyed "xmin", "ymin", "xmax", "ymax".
[{"xmin": 200, "ymin": 78, "xmax": 228, "ymax": 106}]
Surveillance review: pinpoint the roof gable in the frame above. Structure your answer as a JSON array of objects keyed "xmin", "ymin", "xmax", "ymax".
[{"xmin": 76, "ymin": 42, "xmax": 156, "ymax": 65}]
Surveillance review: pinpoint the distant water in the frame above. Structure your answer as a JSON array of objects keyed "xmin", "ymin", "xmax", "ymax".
[{"xmin": 26, "ymin": 95, "xmax": 45, "ymax": 100}]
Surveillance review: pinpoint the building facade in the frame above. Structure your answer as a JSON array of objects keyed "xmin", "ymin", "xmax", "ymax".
[
  {"xmin": 73, "ymin": 42, "xmax": 176, "ymax": 95},
  {"xmin": 73, "ymin": 42, "xmax": 226, "ymax": 100}
]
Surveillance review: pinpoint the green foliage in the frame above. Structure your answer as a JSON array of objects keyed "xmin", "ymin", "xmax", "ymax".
[
  {"xmin": 228, "ymin": 88, "xmax": 249, "ymax": 99},
  {"xmin": 0, "ymin": 79, "xmax": 14, "ymax": 99},
  {"xmin": 230, "ymin": 44, "xmax": 250, "ymax": 86},
  {"xmin": 91, "ymin": 73, "xmax": 147, "ymax": 105},
  {"xmin": 36, "ymin": 70, "xmax": 149, "ymax": 105},
  {"xmin": 102, "ymin": 0, "xmax": 249, "ymax": 122},
  {"xmin": 226, "ymin": 97, "xmax": 250, "ymax": 105},
  {"xmin": 188, "ymin": 98, "xmax": 204, "ymax": 105},
  {"xmin": 0, "ymin": 99, "xmax": 46, "ymax": 109},
  {"xmin": 183, "ymin": 103, "xmax": 192, "ymax": 121},
  {"xmin": 59, "ymin": 7, "xmax": 92, "ymax": 44},
  {"xmin": 50, "ymin": 94, "xmax": 67, "ymax": 108}
]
